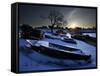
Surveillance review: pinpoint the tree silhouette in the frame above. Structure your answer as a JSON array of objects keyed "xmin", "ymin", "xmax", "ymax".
[
  {"xmin": 48, "ymin": 10, "xmax": 66, "ymax": 33},
  {"xmin": 19, "ymin": 24, "xmax": 34, "ymax": 38},
  {"xmin": 19, "ymin": 24, "xmax": 44, "ymax": 39}
]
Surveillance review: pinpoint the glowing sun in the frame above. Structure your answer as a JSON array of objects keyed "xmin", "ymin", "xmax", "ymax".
[{"xmin": 69, "ymin": 23, "xmax": 78, "ymax": 29}]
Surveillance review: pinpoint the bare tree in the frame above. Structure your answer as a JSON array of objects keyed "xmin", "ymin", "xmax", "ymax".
[{"xmin": 48, "ymin": 10, "xmax": 65, "ymax": 33}]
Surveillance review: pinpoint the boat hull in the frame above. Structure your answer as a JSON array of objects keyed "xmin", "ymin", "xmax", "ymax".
[{"xmin": 29, "ymin": 44, "xmax": 91, "ymax": 61}]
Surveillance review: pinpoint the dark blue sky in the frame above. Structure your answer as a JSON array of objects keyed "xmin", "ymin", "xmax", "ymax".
[{"xmin": 19, "ymin": 4, "xmax": 96, "ymax": 28}]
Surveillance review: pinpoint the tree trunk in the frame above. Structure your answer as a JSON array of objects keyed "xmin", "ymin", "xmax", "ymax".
[{"xmin": 51, "ymin": 24, "xmax": 55, "ymax": 33}]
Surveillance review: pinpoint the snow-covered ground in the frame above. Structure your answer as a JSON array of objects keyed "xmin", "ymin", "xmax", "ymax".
[
  {"xmin": 19, "ymin": 33, "xmax": 96, "ymax": 72},
  {"xmin": 82, "ymin": 33, "xmax": 96, "ymax": 38}
]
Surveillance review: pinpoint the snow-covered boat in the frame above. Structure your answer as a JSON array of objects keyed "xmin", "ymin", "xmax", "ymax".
[
  {"xmin": 26, "ymin": 40, "xmax": 91, "ymax": 61},
  {"xmin": 61, "ymin": 38, "xmax": 77, "ymax": 44},
  {"xmin": 45, "ymin": 33, "xmax": 77, "ymax": 44},
  {"xmin": 49, "ymin": 42, "xmax": 79, "ymax": 51},
  {"xmin": 45, "ymin": 33, "xmax": 61, "ymax": 39}
]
